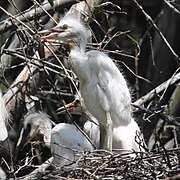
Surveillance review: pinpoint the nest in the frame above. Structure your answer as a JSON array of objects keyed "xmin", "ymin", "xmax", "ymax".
[{"xmin": 29, "ymin": 147, "xmax": 180, "ymax": 180}]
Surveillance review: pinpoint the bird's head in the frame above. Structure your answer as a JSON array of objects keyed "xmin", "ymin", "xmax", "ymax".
[
  {"xmin": 17, "ymin": 112, "xmax": 53, "ymax": 149},
  {"xmin": 40, "ymin": 16, "xmax": 91, "ymax": 52}
]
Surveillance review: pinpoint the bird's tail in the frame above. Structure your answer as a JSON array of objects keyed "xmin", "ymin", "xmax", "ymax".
[{"xmin": 0, "ymin": 91, "xmax": 9, "ymax": 141}]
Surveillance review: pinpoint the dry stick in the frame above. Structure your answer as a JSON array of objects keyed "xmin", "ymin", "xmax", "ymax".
[
  {"xmin": 2, "ymin": 64, "xmax": 37, "ymax": 175},
  {"xmin": 164, "ymin": 0, "xmax": 180, "ymax": 15},
  {"xmin": 2, "ymin": 0, "xmax": 83, "ymax": 113},
  {"xmin": 5, "ymin": 50, "xmax": 46, "ymax": 126},
  {"xmin": 133, "ymin": 104, "xmax": 180, "ymax": 127},
  {"xmin": 0, "ymin": 0, "xmax": 79, "ymax": 33},
  {"xmin": 0, "ymin": 6, "xmax": 35, "ymax": 34},
  {"xmin": 3, "ymin": 48, "xmax": 73, "ymax": 78},
  {"xmin": 133, "ymin": 71, "xmax": 180, "ymax": 107},
  {"xmin": 32, "ymin": 0, "xmax": 58, "ymax": 25},
  {"xmin": 159, "ymin": 68, "xmax": 180, "ymax": 103},
  {"xmin": 132, "ymin": 0, "xmax": 180, "ymax": 66},
  {"xmin": 42, "ymin": 41, "xmax": 81, "ymax": 98},
  {"xmin": 23, "ymin": 157, "xmax": 53, "ymax": 180},
  {"xmin": 3, "ymin": 65, "xmax": 35, "ymax": 104},
  {"xmin": 119, "ymin": 61, "xmax": 150, "ymax": 84}
]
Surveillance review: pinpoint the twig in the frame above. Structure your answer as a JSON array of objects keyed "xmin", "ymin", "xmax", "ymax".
[
  {"xmin": 156, "ymin": 135, "xmax": 172, "ymax": 169},
  {"xmin": 82, "ymin": 168, "xmax": 100, "ymax": 180},
  {"xmin": 0, "ymin": 0, "xmax": 79, "ymax": 33},
  {"xmin": 164, "ymin": 0, "xmax": 180, "ymax": 15},
  {"xmin": 0, "ymin": 6, "xmax": 35, "ymax": 34},
  {"xmin": 119, "ymin": 60, "xmax": 151, "ymax": 84},
  {"xmin": 35, "ymin": 148, "xmax": 180, "ymax": 179},
  {"xmin": 133, "ymin": 71, "xmax": 180, "ymax": 106},
  {"xmin": 23, "ymin": 157, "xmax": 53, "ymax": 180},
  {"xmin": 132, "ymin": 104, "xmax": 180, "ymax": 127},
  {"xmin": 132, "ymin": 0, "xmax": 180, "ymax": 66}
]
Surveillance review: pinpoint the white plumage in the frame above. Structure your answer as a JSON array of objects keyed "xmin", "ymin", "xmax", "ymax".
[
  {"xmin": 84, "ymin": 119, "xmax": 142, "ymax": 153},
  {"xmin": 40, "ymin": 15, "xmax": 143, "ymax": 151},
  {"xmin": 0, "ymin": 91, "xmax": 9, "ymax": 141},
  {"xmin": 58, "ymin": 98, "xmax": 144, "ymax": 153},
  {"xmin": 20, "ymin": 112, "xmax": 94, "ymax": 166},
  {"xmin": 23, "ymin": 112, "xmax": 53, "ymax": 147},
  {"xmin": 83, "ymin": 117, "xmax": 100, "ymax": 148},
  {"xmin": 51, "ymin": 123, "xmax": 94, "ymax": 166}
]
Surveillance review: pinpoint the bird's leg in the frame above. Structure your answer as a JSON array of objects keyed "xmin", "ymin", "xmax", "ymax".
[{"xmin": 100, "ymin": 111, "xmax": 113, "ymax": 151}]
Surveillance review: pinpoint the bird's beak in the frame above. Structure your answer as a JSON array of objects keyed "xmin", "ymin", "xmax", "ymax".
[
  {"xmin": 39, "ymin": 28, "xmax": 65, "ymax": 40},
  {"xmin": 56, "ymin": 101, "xmax": 77, "ymax": 115},
  {"xmin": 56, "ymin": 99, "xmax": 82, "ymax": 115}
]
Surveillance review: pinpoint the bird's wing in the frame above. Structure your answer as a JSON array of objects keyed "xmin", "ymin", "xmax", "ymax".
[
  {"xmin": 87, "ymin": 51, "xmax": 117, "ymax": 111},
  {"xmin": 87, "ymin": 51, "xmax": 132, "ymax": 124},
  {"xmin": 96, "ymin": 68, "xmax": 112, "ymax": 111}
]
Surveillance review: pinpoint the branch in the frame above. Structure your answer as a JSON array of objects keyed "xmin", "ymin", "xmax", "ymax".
[
  {"xmin": 0, "ymin": 0, "xmax": 79, "ymax": 33},
  {"xmin": 3, "ymin": 49, "xmax": 46, "ymax": 120},
  {"xmin": 164, "ymin": 0, "xmax": 180, "ymax": 15},
  {"xmin": 23, "ymin": 157, "xmax": 53, "ymax": 180},
  {"xmin": 133, "ymin": 71, "xmax": 180, "ymax": 106},
  {"xmin": 132, "ymin": 0, "xmax": 180, "ymax": 66},
  {"xmin": 132, "ymin": 104, "xmax": 180, "ymax": 127}
]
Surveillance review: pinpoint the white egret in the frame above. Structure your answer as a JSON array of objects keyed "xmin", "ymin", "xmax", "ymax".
[
  {"xmin": 0, "ymin": 91, "xmax": 9, "ymax": 141},
  {"xmin": 40, "ymin": 15, "xmax": 139, "ymax": 151},
  {"xmin": 18, "ymin": 112, "xmax": 94, "ymax": 167},
  {"xmin": 84, "ymin": 117, "xmax": 143, "ymax": 153},
  {"xmin": 57, "ymin": 98, "xmax": 145, "ymax": 153}
]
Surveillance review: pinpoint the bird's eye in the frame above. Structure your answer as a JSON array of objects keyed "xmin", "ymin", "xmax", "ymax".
[
  {"xmin": 74, "ymin": 99, "xmax": 80, "ymax": 106},
  {"xmin": 62, "ymin": 24, "xmax": 68, "ymax": 29}
]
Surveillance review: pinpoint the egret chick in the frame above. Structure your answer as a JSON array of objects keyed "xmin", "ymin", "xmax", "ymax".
[
  {"xmin": 58, "ymin": 98, "xmax": 145, "ymax": 153},
  {"xmin": 18, "ymin": 112, "xmax": 94, "ymax": 167},
  {"xmin": 51, "ymin": 123, "xmax": 94, "ymax": 167},
  {"xmin": 20, "ymin": 112, "xmax": 53, "ymax": 147},
  {"xmin": 40, "ymin": 16, "xmax": 133, "ymax": 151}
]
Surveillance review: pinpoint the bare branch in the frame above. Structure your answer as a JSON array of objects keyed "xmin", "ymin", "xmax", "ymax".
[
  {"xmin": 164, "ymin": 0, "xmax": 180, "ymax": 15},
  {"xmin": 133, "ymin": 0, "xmax": 180, "ymax": 66},
  {"xmin": 133, "ymin": 71, "xmax": 180, "ymax": 106},
  {"xmin": 0, "ymin": 0, "xmax": 79, "ymax": 33},
  {"xmin": 23, "ymin": 157, "xmax": 53, "ymax": 180}
]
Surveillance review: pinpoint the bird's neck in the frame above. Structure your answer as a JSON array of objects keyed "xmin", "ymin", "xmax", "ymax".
[{"xmin": 69, "ymin": 46, "xmax": 89, "ymax": 81}]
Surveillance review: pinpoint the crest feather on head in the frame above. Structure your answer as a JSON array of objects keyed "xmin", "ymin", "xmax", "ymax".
[{"xmin": 57, "ymin": 14, "xmax": 91, "ymax": 49}]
